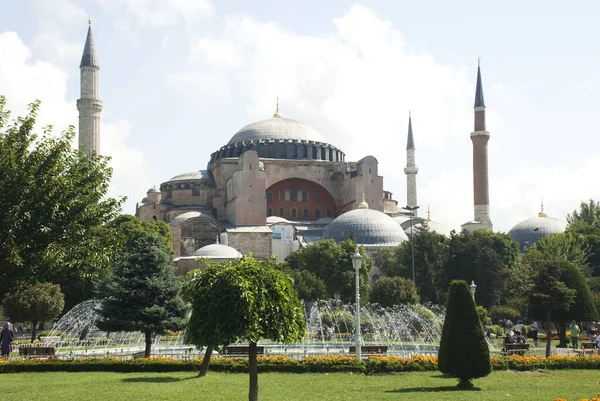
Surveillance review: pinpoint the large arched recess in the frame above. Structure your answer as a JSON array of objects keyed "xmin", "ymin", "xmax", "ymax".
[{"xmin": 266, "ymin": 178, "xmax": 337, "ymax": 221}]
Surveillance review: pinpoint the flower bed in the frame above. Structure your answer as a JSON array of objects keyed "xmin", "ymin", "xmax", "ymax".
[{"xmin": 2, "ymin": 354, "xmax": 600, "ymax": 374}]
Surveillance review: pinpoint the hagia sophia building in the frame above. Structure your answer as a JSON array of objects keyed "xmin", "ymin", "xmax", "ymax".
[{"xmin": 76, "ymin": 25, "xmax": 567, "ymax": 275}]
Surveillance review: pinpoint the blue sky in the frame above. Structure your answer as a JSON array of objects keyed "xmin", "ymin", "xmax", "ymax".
[{"xmin": 1, "ymin": 0, "xmax": 599, "ymax": 232}]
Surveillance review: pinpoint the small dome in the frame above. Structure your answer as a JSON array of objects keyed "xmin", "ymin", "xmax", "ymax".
[
  {"xmin": 228, "ymin": 117, "xmax": 327, "ymax": 145},
  {"xmin": 405, "ymin": 220, "xmax": 453, "ymax": 238},
  {"xmin": 267, "ymin": 216, "xmax": 290, "ymax": 224},
  {"xmin": 192, "ymin": 244, "xmax": 242, "ymax": 259},
  {"xmin": 508, "ymin": 215, "xmax": 567, "ymax": 251},
  {"xmin": 322, "ymin": 208, "xmax": 408, "ymax": 246},
  {"xmin": 168, "ymin": 170, "xmax": 212, "ymax": 182},
  {"xmin": 147, "ymin": 187, "xmax": 161, "ymax": 194}
]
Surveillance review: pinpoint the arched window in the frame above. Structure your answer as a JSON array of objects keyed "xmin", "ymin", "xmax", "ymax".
[
  {"xmin": 290, "ymin": 183, "xmax": 297, "ymax": 201},
  {"xmin": 303, "ymin": 208, "xmax": 309, "ymax": 218},
  {"xmin": 278, "ymin": 207, "xmax": 285, "ymax": 217},
  {"xmin": 267, "ymin": 191, "xmax": 273, "ymax": 202},
  {"xmin": 315, "ymin": 193, "xmax": 321, "ymax": 203},
  {"xmin": 315, "ymin": 209, "xmax": 321, "ymax": 218},
  {"xmin": 267, "ymin": 207, "xmax": 273, "ymax": 217},
  {"xmin": 279, "ymin": 189, "xmax": 286, "ymax": 201},
  {"xmin": 291, "ymin": 208, "xmax": 297, "ymax": 218},
  {"xmin": 326, "ymin": 209, "xmax": 332, "ymax": 218},
  {"xmin": 302, "ymin": 188, "xmax": 308, "ymax": 201},
  {"xmin": 152, "ymin": 215, "xmax": 157, "ymax": 221}
]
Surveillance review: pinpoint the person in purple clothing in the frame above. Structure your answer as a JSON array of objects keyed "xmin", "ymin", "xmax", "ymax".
[{"xmin": 0, "ymin": 322, "xmax": 14, "ymax": 357}]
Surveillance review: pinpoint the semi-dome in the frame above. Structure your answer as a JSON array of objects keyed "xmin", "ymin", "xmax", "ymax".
[
  {"xmin": 508, "ymin": 209, "xmax": 567, "ymax": 252},
  {"xmin": 322, "ymin": 208, "xmax": 408, "ymax": 246},
  {"xmin": 192, "ymin": 244, "xmax": 242, "ymax": 259},
  {"xmin": 168, "ymin": 170, "xmax": 212, "ymax": 182},
  {"xmin": 228, "ymin": 117, "xmax": 327, "ymax": 145}
]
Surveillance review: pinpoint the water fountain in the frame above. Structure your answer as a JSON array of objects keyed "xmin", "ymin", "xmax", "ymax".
[{"xmin": 45, "ymin": 299, "xmax": 448, "ymax": 359}]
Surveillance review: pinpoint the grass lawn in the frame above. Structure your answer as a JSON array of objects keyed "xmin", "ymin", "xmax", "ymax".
[{"xmin": 3, "ymin": 370, "xmax": 600, "ymax": 401}]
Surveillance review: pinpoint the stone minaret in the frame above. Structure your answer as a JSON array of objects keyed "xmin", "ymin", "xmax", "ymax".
[
  {"xmin": 404, "ymin": 111, "xmax": 418, "ymax": 216},
  {"xmin": 77, "ymin": 20, "xmax": 102, "ymax": 156},
  {"xmin": 468, "ymin": 59, "xmax": 493, "ymax": 231}
]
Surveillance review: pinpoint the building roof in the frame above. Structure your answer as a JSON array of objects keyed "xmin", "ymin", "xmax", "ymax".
[
  {"xmin": 405, "ymin": 219, "xmax": 454, "ymax": 238},
  {"xmin": 147, "ymin": 187, "xmax": 161, "ymax": 194},
  {"xmin": 170, "ymin": 211, "xmax": 216, "ymax": 227},
  {"xmin": 192, "ymin": 243, "xmax": 242, "ymax": 259},
  {"xmin": 168, "ymin": 170, "xmax": 212, "ymax": 182},
  {"xmin": 227, "ymin": 117, "xmax": 327, "ymax": 145},
  {"xmin": 80, "ymin": 26, "xmax": 99, "ymax": 68},
  {"xmin": 322, "ymin": 208, "xmax": 408, "ymax": 246},
  {"xmin": 508, "ymin": 215, "xmax": 567, "ymax": 251}
]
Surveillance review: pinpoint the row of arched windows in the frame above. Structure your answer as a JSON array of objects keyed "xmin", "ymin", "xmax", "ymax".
[
  {"xmin": 267, "ymin": 207, "xmax": 332, "ymax": 219},
  {"xmin": 266, "ymin": 188, "xmax": 312, "ymax": 202}
]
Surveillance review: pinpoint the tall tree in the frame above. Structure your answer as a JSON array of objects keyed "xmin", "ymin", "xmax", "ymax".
[
  {"xmin": 0, "ymin": 97, "xmax": 123, "ymax": 301},
  {"xmin": 186, "ymin": 256, "xmax": 305, "ymax": 401},
  {"xmin": 567, "ymin": 199, "xmax": 600, "ymax": 225},
  {"xmin": 285, "ymin": 239, "xmax": 372, "ymax": 302},
  {"xmin": 438, "ymin": 280, "xmax": 491, "ymax": 388},
  {"xmin": 567, "ymin": 221, "xmax": 600, "ymax": 277},
  {"xmin": 527, "ymin": 259, "xmax": 576, "ymax": 357},
  {"xmin": 2, "ymin": 282, "xmax": 65, "ymax": 342},
  {"xmin": 96, "ymin": 220, "xmax": 187, "ymax": 357},
  {"xmin": 442, "ymin": 230, "xmax": 520, "ymax": 309},
  {"xmin": 523, "ymin": 232, "xmax": 591, "ymax": 276}
]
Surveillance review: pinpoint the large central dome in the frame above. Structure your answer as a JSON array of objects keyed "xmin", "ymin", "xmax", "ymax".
[{"xmin": 228, "ymin": 117, "xmax": 327, "ymax": 145}]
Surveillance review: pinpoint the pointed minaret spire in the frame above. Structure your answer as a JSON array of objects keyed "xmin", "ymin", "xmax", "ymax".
[
  {"xmin": 77, "ymin": 21, "xmax": 103, "ymax": 156},
  {"xmin": 404, "ymin": 111, "xmax": 419, "ymax": 217},
  {"xmin": 463, "ymin": 59, "xmax": 492, "ymax": 232},
  {"xmin": 406, "ymin": 110, "xmax": 415, "ymax": 149}
]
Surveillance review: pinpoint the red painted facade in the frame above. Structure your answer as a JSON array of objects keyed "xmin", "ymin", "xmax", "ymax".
[{"xmin": 266, "ymin": 178, "xmax": 337, "ymax": 220}]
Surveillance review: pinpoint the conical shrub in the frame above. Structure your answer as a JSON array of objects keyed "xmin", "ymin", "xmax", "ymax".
[{"xmin": 438, "ymin": 280, "xmax": 491, "ymax": 385}]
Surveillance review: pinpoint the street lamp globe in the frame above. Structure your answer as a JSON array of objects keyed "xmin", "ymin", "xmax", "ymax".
[
  {"xmin": 351, "ymin": 246, "xmax": 363, "ymax": 360},
  {"xmin": 469, "ymin": 280, "xmax": 477, "ymax": 300}
]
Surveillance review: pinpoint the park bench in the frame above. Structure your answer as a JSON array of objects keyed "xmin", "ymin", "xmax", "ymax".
[
  {"xmin": 502, "ymin": 343, "xmax": 530, "ymax": 356},
  {"xmin": 18, "ymin": 346, "xmax": 56, "ymax": 358},
  {"xmin": 576, "ymin": 342, "xmax": 597, "ymax": 356},
  {"xmin": 222, "ymin": 345, "xmax": 265, "ymax": 357},
  {"xmin": 348, "ymin": 345, "xmax": 388, "ymax": 357}
]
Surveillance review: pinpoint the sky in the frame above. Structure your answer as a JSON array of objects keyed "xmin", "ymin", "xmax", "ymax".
[{"xmin": 1, "ymin": 0, "xmax": 599, "ymax": 233}]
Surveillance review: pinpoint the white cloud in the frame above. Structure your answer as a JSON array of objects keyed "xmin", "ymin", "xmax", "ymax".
[{"xmin": 95, "ymin": 0, "xmax": 213, "ymax": 27}]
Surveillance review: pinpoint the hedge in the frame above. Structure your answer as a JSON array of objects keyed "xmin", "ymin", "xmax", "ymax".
[{"xmin": 2, "ymin": 355, "xmax": 600, "ymax": 374}]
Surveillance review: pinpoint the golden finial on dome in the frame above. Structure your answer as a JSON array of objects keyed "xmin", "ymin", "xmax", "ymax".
[
  {"xmin": 273, "ymin": 97, "xmax": 281, "ymax": 118},
  {"xmin": 358, "ymin": 190, "xmax": 369, "ymax": 209},
  {"xmin": 538, "ymin": 198, "xmax": 547, "ymax": 217},
  {"xmin": 426, "ymin": 204, "xmax": 431, "ymax": 221}
]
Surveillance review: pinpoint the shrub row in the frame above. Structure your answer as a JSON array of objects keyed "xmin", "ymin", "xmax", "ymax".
[{"xmin": 2, "ymin": 355, "xmax": 600, "ymax": 374}]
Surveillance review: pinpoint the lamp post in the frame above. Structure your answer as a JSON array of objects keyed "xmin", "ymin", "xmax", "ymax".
[
  {"xmin": 351, "ymin": 246, "xmax": 363, "ymax": 360},
  {"xmin": 470, "ymin": 280, "xmax": 477, "ymax": 301},
  {"xmin": 404, "ymin": 205, "xmax": 420, "ymax": 283}
]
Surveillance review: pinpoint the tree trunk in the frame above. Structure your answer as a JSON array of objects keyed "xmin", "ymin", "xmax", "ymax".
[
  {"xmin": 248, "ymin": 342, "xmax": 259, "ymax": 401},
  {"xmin": 144, "ymin": 331, "xmax": 152, "ymax": 358},
  {"xmin": 545, "ymin": 312, "xmax": 552, "ymax": 358},
  {"xmin": 198, "ymin": 345, "xmax": 213, "ymax": 377},
  {"xmin": 30, "ymin": 320, "xmax": 37, "ymax": 343},
  {"xmin": 556, "ymin": 322, "xmax": 567, "ymax": 348}
]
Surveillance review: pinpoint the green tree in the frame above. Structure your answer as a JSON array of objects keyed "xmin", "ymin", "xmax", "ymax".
[
  {"xmin": 567, "ymin": 199, "xmax": 600, "ymax": 225},
  {"xmin": 373, "ymin": 226, "xmax": 449, "ymax": 303},
  {"xmin": 528, "ymin": 259, "xmax": 576, "ymax": 357},
  {"xmin": 0, "ymin": 97, "xmax": 123, "ymax": 301},
  {"xmin": 438, "ymin": 280, "xmax": 491, "ymax": 388},
  {"xmin": 282, "ymin": 268, "xmax": 328, "ymax": 302},
  {"xmin": 96, "ymin": 221, "xmax": 187, "ymax": 357},
  {"xmin": 185, "ymin": 256, "xmax": 305, "ymax": 401},
  {"xmin": 369, "ymin": 277, "xmax": 419, "ymax": 307},
  {"xmin": 443, "ymin": 230, "xmax": 519, "ymax": 309},
  {"xmin": 1, "ymin": 282, "xmax": 65, "ymax": 342},
  {"xmin": 524, "ymin": 232, "xmax": 591, "ymax": 276},
  {"xmin": 567, "ymin": 221, "xmax": 600, "ymax": 277},
  {"xmin": 285, "ymin": 239, "xmax": 372, "ymax": 303}
]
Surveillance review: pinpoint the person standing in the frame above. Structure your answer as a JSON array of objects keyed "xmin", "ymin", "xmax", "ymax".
[
  {"xmin": 570, "ymin": 320, "xmax": 581, "ymax": 349},
  {"xmin": 531, "ymin": 320, "xmax": 539, "ymax": 347},
  {"xmin": 0, "ymin": 322, "xmax": 14, "ymax": 357}
]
